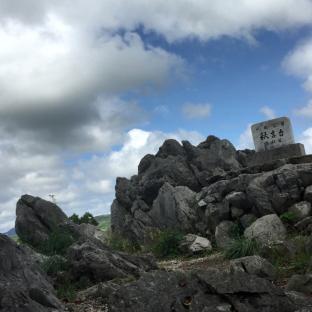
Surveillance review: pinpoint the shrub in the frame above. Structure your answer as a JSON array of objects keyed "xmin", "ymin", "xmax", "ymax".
[
  {"xmin": 151, "ymin": 229, "xmax": 184, "ymax": 259},
  {"xmin": 41, "ymin": 255, "xmax": 69, "ymax": 275},
  {"xmin": 56, "ymin": 280, "xmax": 76, "ymax": 302},
  {"xmin": 69, "ymin": 212, "xmax": 98, "ymax": 226},
  {"xmin": 107, "ymin": 231, "xmax": 140, "ymax": 253},
  {"xmin": 280, "ymin": 211, "xmax": 298, "ymax": 223},
  {"xmin": 38, "ymin": 229, "xmax": 76, "ymax": 256},
  {"xmin": 224, "ymin": 237, "xmax": 259, "ymax": 259}
]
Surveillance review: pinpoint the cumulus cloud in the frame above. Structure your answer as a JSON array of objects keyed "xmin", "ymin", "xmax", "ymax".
[
  {"xmin": 182, "ymin": 103, "xmax": 212, "ymax": 119},
  {"xmin": 299, "ymin": 128, "xmax": 312, "ymax": 154},
  {"xmin": 294, "ymin": 100, "xmax": 312, "ymax": 118},
  {"xmin": 260, "ymin": 106, "xmax": 276, "ymax": 119},
  {"xmin": 238, "ymin": 124, "xmax": 254, "ymax": 150},
  {"xmin": 0, "ymin": 128, "xmax": 203, "ymax": 232}
]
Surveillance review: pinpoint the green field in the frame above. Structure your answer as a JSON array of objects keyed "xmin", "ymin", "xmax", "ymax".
[{"xmin": 95, "ymin": 214, "xmax": 111, "ymax": 232}]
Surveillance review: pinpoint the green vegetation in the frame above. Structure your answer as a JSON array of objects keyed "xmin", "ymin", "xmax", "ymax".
[
  {"xmin": 150, "ymin": 229, "xmax": 184, "ymax": 259},
  {"xmin": 96, "ymin": 214, "xmax": 111, "ymax": 231},
  {"xmin": 270, "ymin": 235, "xmax": 311, "ymax": 278},
  {"xmin": 69, "ymin": 212, "xmax": 98, "ymax": 226},
  {"xmin": 38, "ymin": 229, "xmax": 76, "ymax": 256},
  {"xmin": 107, "ymin": 231, "xmax": 140, "ymax": 253},
  {"xmin": 56, "ymin": 279, "xmax": 77, "ymax": 302},
  {"xmin": 41, "ymin": 255, "xmax": 70, "ymax": 275},
  {"xmin": 224, "ymin": 237, "xmax": 259, "ymax": 259},
  {"xmin": 280, "ymin": 211, "xmax": 298, "ymax": 223}
]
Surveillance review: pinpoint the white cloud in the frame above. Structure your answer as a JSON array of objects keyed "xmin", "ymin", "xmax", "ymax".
[
  {"xmin": 294, "ymin": 100, "xmax": 312, "ymax": 118},
  {"xmin": 238, "ymin": 124, "xmax": 254, "ymax": 150},
  {"xmin": 0, "ymin": 128, "xmax": 204, "ymax": 232},
  {"xmin": 260, "ymin": 106, "xmax": 276, "ymax": 119},
  {"xmin": 283, "ymin": 37, "xmax": 312, "ymax": 93},
  {"xmin": 299, "ymin": 127, "xmax": 312, "ymax": 154},
  {"xmin": 182, "ymin": 103, "xmax": 212, "ymax": 119}
]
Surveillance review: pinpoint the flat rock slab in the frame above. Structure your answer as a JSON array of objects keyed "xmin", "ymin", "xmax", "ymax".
[{"xmin": 107, "ymin": 269, "xmax": 295, "ymax": 312}]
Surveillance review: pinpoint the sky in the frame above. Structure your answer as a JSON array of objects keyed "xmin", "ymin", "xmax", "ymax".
[{"xmin": 1, "ymin": 0, "xmax": 312, "ymax": 232}]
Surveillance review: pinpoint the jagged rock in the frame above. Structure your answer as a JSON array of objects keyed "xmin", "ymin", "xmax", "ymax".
[
  {"xmin": 244, "ymin": 214, "xmax": 287, "ymax": 246},
  {"xmin": 289, "ymin": 201, "xmax": 312, "ymax": 222},
  {"xmin": 107, "ymin": 269, "xmax": 295, "ymax": 312},
  {"xmin": 215, "ymin": 220, "xmax": 235, "ymax": 249},
  {"xmin": 15, "ymin": 194, "xmax": 68, "ymax": 248},
  {"xmin": 67, "ymin": 239, "xmax": 157, "ymax": 283},
  {"xmin": 148, "ymin": 183, "xmax": 197, "ymax": 232},
  {"xmin": 287, "ymin": 274, "xmax": 312, "ymax": 294},
  {"xmin": 229, "ymin": 255, "xmax": 276, "ymax": 280},
  {"xmin": 304, "ymin": 185, "xmax": 312, "ymax": 204},
  {"xmin": 179, "ymin": 234, "xmax": 212, "ymax": 254},
  {"xmin": 0, "ymin": 234, "xmax": 64, "ymax": 312},
  {"xmin": 285, "ymin": 291, "xmax": 312, "ymax": 311}
]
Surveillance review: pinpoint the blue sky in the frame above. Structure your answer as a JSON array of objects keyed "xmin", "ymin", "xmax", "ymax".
[{"xmin": 1, "ymin": 0, "xmax": 312, "ymax": 232}]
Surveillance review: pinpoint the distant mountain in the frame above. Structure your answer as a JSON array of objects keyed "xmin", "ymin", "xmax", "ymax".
[{"xmin": 4, "ymin": 228, "xmax": 16, "ymax": 237}]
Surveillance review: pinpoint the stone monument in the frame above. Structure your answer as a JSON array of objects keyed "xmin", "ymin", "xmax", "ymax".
[{"xmin": 249, "ymin": 117, "xmax": 305, "ymax": 166}]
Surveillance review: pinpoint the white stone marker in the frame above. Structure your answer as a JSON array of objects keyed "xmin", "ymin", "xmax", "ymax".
[{"xmin": 251, "ymin": 117, "xmax": 295, "ymax": 152}]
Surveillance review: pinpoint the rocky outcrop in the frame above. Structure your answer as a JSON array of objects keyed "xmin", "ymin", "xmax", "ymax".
[
  {"xmin": 111, "ymin": 133, "xmax": 312, "ymax": 244},
  {"xmin": 244, "ymin": 214, "xmax": 287, "ymax": 246},
  {"xmin": 15, "ymin": 194, "xmax": 68, "ymax": 247},
  {"xmin": 107, "ymin": 269, "xmax": 295, "ymax": 312},
  {"xmin": 67, "ymin": 239, "xmax": 157, "ymax": 283},
  {"xmin": 0, "ymin": 234, "xmax": 64, "ymax": 312}
]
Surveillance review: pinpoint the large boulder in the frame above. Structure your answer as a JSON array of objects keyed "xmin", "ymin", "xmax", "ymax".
[
  {"xmin": 215, "ymin": 220, "xmax": 235, "ymax": 249},
  {"xmin": 244, "ymin": 214, "xmax": 287, "ymax": 246},
  {"xmin": 289, "ymin": 201, "xmax": 312, "ymax": 222},
  {"xmin": 148, "ymin": 183, "xmax": 197, "ymax": 232},
  {"xmin": 179, "ymin": 234, "xmax": 212, "ymax": 254},
  {"xmin": 107, "ymin": 269, "xmax": 295, "ymax": 312},
  {"xmin": 0, "ymin": 234, "xmax": 64, "ymax": 312},
  {"xmin": 287, "ymin": 274, "xmax": 312, "ymax": 295},
  {"xmin": 229, "ymin": 255, "xmax": 277, "ymax": 280},
  {"xmin": 67, "ymin": 239, "xmax": 157, "ymax": 283},
  {"xmin": 15, "ymin": 194, "xmax": 68, "ymax": 248}
]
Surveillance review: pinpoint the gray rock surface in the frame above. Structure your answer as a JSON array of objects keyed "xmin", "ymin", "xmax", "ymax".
[
  {"xmin": 111, "ymin": 134, "xmax": 312, "ymax": 244},
  {"xmin": 244, "ymin": 214, "xmax": 287, "ymax": 246},
  {"xmin": 0, "ymin": 234, "xmax": 64, "ymax": 312},
  {"xmin": 229, "ymin": 255, "xmax": 276, "ymax": 280},
  {"xmin": 287, "ymin": 274, "xmax": 312, "ymax": 294},
  {"xmin": 215, "ymin": 220, "xmax": 235, "ymax": 249},
  {"xmin": 179, "ymin": 234, "xmax": 212, "ymax": 254},
  {"xmin": 15, "ymin": 194, "xmax": 68, "ymax": 248},
  {"xmin": 107, "ymin": 269, "xmax": 295, "ymax": 312},
  {"xmin": 289, "ymin": 201, "xmax": 312, "ymax": 222},
  {"xmin": 67, "ymin": 239, "xmax": 157, "ymax": 283}
]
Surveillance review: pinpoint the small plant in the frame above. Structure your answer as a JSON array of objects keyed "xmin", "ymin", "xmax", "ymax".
[
  {"xmin": 107, "ymin": 231, "xmax": 140, "ymax": 253},
  {"xmin": 56, "ymin": 280, "xmax": 77, "ymax": 302},
  {"xmin": 41, "ymin": 255, "xmax": 70, "ymax": 275},
  {"xmin": 280, "ymin": 211, "xmax": 298, "ymax": 223},
  {"xmin": 224, "ymin": 237, "xmax": 259, "ymax": 259},
  {"xmin": 151, "ymin": 229, "xmax": 184, "ymax": 259},
  {"xmin": 38, "ymin": 229, "xmax": 76, "ymax": 256},
  {"xmin": 229, "ymin": 223, "xmax": 244, "ymax": 239}
]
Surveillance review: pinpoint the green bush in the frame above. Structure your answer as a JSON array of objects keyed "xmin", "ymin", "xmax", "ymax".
[
  {"xmin": 107, "ymin": 231, "xmax": 140, "ymax": 253},
  {"xmin": 38, "ymin": 229, "xmax": 76, "ymax": 256},
  {"xmin": 56, "ymin": 280, "xmax": 76, "ymax": 302},
  {"xmin": 69, "ymin": 212, "xmax": 98, "ymax": 226},
  {"xmin": 280, "ymin": 211, "xmax": 298, "ymax": 223},
  {"xmin": 151, "ymin": 229, "xmax": 184, "ymax": 259},
  {"xmin": 224, "ymin": 237, "xmax": 259, "ymax": 259},
  {"xmin": 41, "ymin": 256, "xmax": 69, "ymax": 275}
]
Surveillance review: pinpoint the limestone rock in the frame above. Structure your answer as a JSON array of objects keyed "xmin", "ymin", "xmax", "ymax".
[
  {"xmin": 304, "ymin": 185, "xmax": 312, "ymax": 204},
  {"xmin": 15, "ymin": 194, "xmax": 68, "ymax": 248},
  {"xmin": 107, "ymin": 269, "xmax": 295, "ymax": 312},
  {"xmin": 244, "ymin": 214, "xmax": 287, "ymax": 246},
  {"xmin": 67, "ymin": 239, "xmax": 157, "ymax": 283},
  {"xmin": 215, "ymin": 220, "xmax": 235, "ymax": 249},
  {"xmin": 289, "ymin": 201, "xmax": 312, "ymax": 222},
  {"xmin": 229, "ymin": 255, "xmax": 276, "ymax": 280},
  {"xmin": 0, "ymin": 234, "xmax": 64, "ymax": 312},
  {"xmin": 287, "ymin": 274, "xmax": 312, "ymax": 294},
  {"xmin": 179, "ymin": 234, "xmax": 212, "ymax": 254}
]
